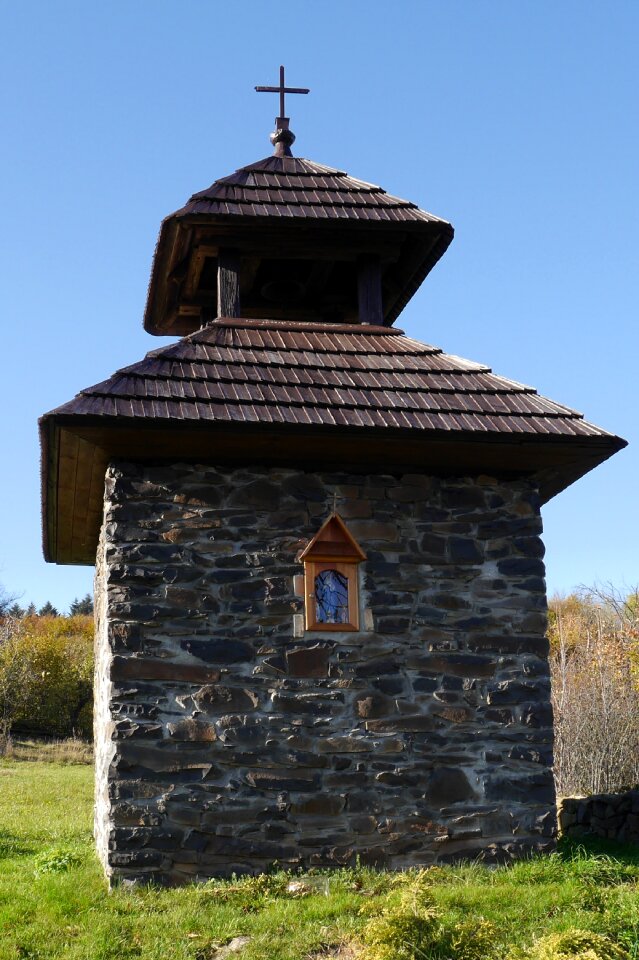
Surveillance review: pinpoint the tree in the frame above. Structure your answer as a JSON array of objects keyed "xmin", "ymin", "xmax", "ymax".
[
  {"xmin": 7, "ymin": 603, "xmax": 24, "ymax": 618},
  {"xmin": 69, "ymin": 594, "xmax": 93, "ymax": 616},
  {"xmin": 0, "ymin": 616, "xmax": 36, "ymax": 749},
  {"xmin": 0, "ymin": 613, "xmax": 94, "ymax": 745},
  {"xmin": 0, "ymin": 584, "xmax": 18, "ymax": 617},
  {"xmin": 38, "ymin": 601, "xmax": 59, "ymax": 617}
]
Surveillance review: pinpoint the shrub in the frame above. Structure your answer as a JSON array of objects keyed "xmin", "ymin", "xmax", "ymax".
[
  {"xmin": 525, "ymin": 930, "xmax": 629, "ymax": 960},
  {"xmin": 361, "ymin": 875, "xmax": 440, "ymax": 960},
  {"xmin": 361, "ymin": 872, "xmax": 498, "ymax": 960}
]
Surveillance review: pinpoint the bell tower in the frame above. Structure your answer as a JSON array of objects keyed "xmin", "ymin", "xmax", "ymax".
[{"xmin": 40, "ymin": 70, "xmax": 625, "ymax": 885}]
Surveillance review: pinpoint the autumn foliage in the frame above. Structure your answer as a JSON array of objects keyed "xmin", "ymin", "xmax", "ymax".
[
  {"xmin": 549, "ymin": 587, "xmax": 639, "ymax": 796},
  {"xmin": 2, "ymin": 587, "xmax": 639, "ymax": 800},
  {"xmin": 0, "ymin": 613, "xmax": 93, "ymax": 745}
]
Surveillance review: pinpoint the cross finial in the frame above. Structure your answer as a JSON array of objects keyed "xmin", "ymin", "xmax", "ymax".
[{"xmin": 255, "ymin": 65, "xmax": 310, "ymax": 157}]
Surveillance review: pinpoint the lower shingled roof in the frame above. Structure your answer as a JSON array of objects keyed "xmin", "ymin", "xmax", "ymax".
[
  {"xmin": 40, "ymin": 318, "xmax": 626, "ymax": 564},
  {"xmin": 46, "ymin": 318, "xmax": 620, "ymax": 439}
]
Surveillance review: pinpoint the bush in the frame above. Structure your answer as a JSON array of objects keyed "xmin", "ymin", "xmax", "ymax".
[
  {"xmin": 525, "ymin": 930, "xmax": 629, "ymax": 960},
  {"xmin": 361, "ymin": 872, "xmax": 498, "ymax": 960}
]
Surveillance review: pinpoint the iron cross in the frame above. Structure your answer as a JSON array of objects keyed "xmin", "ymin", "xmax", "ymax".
[{"xmin": 255, "ymin": 65, "xmax": 310, "ymax": 118}]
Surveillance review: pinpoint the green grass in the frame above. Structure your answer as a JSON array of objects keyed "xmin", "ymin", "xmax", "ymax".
[{"xmin": 1, "ymin": 757, "xmax": 639, "ymax": 959}]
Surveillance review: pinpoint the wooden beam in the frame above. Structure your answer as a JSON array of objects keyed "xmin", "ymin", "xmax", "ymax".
[
  {"xmin": 192, "ymin": 224, "xmax": 406, "ymax": 261},
  {"xmin": 217, "ymin": 248, "xmax": 241, "ymax": 318},
  {"xmin": 358, "ymin": 255, "xmax": 384, "ymax": 325}
]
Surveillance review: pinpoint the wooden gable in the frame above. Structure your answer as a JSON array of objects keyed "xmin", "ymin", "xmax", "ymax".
[{"xmin": 299, "ymin": 513, "xmax": 367, "ymax": 563}]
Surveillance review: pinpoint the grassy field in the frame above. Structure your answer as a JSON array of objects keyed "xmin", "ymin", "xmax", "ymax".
[{"xmin": 2, "ymin": 754, "xmax": 639, "ymax": 960}]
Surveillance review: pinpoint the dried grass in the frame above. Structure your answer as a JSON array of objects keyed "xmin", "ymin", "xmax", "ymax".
[{"xmin": 2, "ymin": 736, "xmax": 92, "ymax": 764}]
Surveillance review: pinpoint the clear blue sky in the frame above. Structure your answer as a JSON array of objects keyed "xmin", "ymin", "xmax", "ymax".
[{"xmin": 0, "ymin": 1, "xmax": 637, "ymax": 612}]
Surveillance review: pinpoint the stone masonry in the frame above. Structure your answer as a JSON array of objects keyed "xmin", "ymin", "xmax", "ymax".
[
  {"xmin": 559, "ymin": 791, "xmax": 639, "ymax": 845},
  {"xmin": 94, "ymin": 461, "xmax": 556, "ymax": 885}
]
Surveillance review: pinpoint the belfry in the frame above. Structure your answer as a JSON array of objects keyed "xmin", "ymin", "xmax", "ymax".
[{"xmin": 40, "ymin": 69, "xmax": 625, "ymax": 885}]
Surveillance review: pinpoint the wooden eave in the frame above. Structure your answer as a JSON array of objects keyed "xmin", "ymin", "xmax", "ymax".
[
  {"xmin": 144, "ymin": 212, "xmax": 453, "ymax": 336},
  {"xmin": 40, "ymin": 413, "xmax": 626, "ymax": 566}
]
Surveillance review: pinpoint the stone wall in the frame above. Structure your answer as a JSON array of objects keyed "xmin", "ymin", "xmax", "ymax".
[
  {"xmin": 94, "ymin": 461, "xmax": 556, "ymax": 885},
  {"xmin": 559, "ymin": 791, "xmax": 639, "ymax": 844}
]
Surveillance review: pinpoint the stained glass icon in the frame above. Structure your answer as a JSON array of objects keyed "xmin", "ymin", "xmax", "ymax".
[{"xmin": 315, "ymin": 569, "xmax": 349, "ymax": 624}]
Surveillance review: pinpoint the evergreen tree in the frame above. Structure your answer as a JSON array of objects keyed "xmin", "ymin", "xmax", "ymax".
[
  {"xmin": 38, "ymin": 601, "xmax": 59, "ymax": 617},
  {"xmin": 0, "ymin": 584, "xmax": 17, "ymax": 617},
  {"xmin": 7, "ymin": 603, "xmax": 24, "ymax": 618},
  {"xmin": 69, "ymin": 594, "xmax": 93, "ymax": 616}
]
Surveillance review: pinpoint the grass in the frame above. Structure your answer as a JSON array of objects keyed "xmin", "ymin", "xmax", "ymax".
[
  {"xmin": 1, "ymin": 736, "xmax": 93, "ymax": 765},
  {"xmin": 1, "ymin": 754, "xmax": 639, "ymax": 959}
]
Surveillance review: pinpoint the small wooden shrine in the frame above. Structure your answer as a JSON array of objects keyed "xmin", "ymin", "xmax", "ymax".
[{"xmin": 40, "ymin": 69, "xmax": 626, "ymax": 885}]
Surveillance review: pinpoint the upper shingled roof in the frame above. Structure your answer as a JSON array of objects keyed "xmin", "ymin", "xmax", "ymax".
[
  {"xmin": 173, "ymin": 156, "xmax": 448, "ymax": 224},
  {"xmin": 47, "ymin": 318, "xmax": 615, "ymax": 439}
]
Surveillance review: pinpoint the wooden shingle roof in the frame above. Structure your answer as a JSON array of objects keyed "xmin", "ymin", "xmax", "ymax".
[
  {"xmin": 48, "ymin": 320, "xmax": 618, "ymax": 439},
  {"xmin": 178, "ymin": 157, "xmax": 447, "ymax": 224},
  {"xmin": 143, "ymin": 156, "xmax": 454, "ymax": 335},
  {"xmin": 41, "ymin": 319, "xmax": 626, "ymax": 564}
]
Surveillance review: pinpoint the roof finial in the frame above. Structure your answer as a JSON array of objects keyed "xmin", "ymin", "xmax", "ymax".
[{"xmin": 255, "ymin": 65, "xmax": 310, "ymax": 157}]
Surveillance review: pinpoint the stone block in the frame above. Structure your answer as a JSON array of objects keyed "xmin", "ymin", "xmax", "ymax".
[
  {"xmin": 193, "ymin": 685, "xmax": 259, "ymax": 713},
  {"xmin": 410, "ymin": 653, "xmax": 496, "ymax": 679},
  {"xmin": 355, "ymin": 693, "xmax": 395, "ymax": 719},
  {"xmin": 167, "ymin": 719, "xmax": 217, "ymax": 741},
  {"xmin": 485, "ymin": 772, "xmax": 555, "ymax": 805},
  {"xmin": 111, "ymin": 657, "xmax": 221, "ymax": 684},
  {"xmin": 271, "ymin": 693, "xmax": 339, "ymax": 716},
  {"xmin": 355, "ymin": 658, "xmax": 400, "ymax": 678},
  {"xmin": 316, "ymin": 737, "xmax": 372, "ymax": 753},
  {"xmin": 228, "ymin": 480, "xmax": 281, "ymax": 510},
  {"xmin": 432, "ymin": 705, "xmax": 474, "ymax": 723},
  {"xmin": 282, "ymin": 474, "xmax": 326, "ymax": 501},
  {"xmin": 180, "ymin": 639, "xmax": 253, "ymax": 664},
  {"xmin": 286, "ymin": 644, "xmax": 330, "ymax": 677},
  {"xmin": 497, "ymin": 558, "xmax": 546, "ymax": 578},
  {"xmin": 245, "ymin": 771, "xmax": 319, "ymax": 792},
  {"xmin": 365, "ymin": 716, "xmax": 436, "ymax": 733},
  {"xmin": 449, "ymin": 538, "xmax": 483, "ymax": 564},
  {"xmin": 425, "ymin": 768, "xmax": 477, "ymax": 805},
  {"xmin": 290, "ymin": 795, "xmax": 346, "ymax": 816},
  {"xmin": 348, "ymin": 520, "xmax": 398, "ymax": 542},
  {"xmin": 419, "ymin": 534, "xmax": 447, "ymax": 558},
  {"xmin": 441, "ymin": 487, "xmax": 487, "ymax": 510},
  {"xmin": 487, "ymin": 681, "xmax": 547, "ymax": 706},
  {"xmin": 520, "ymin": 702, "xmax": 554, "ymax": 728},
  {"xmin": 372, "ymin": 677, "xmax": 405, "ymax": 695}
]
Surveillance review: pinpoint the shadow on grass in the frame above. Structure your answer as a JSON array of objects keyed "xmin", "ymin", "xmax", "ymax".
[
  {"xmin": 558, "ymin": 834, "xmax": 639, "ymax": 867},
  {"xmin": 0, "ymin": 831, "xmax": 33, "ymax": 859}
]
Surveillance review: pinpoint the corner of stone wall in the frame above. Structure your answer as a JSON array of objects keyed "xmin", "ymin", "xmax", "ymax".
[{"xmin": 93, "ymin": 507, "xmax": 116, "ymax": 878}]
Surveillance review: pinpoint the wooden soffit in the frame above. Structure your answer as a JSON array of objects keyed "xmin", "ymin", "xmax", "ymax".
[{"xmin": 40, "ymin": 415, "xmax": 626, "ymax": 566}]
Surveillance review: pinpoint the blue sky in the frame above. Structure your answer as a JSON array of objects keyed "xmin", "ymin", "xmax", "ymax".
[{"xmin": 0, "ymin": 1, "xmax": 637, "ymax": 611}]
